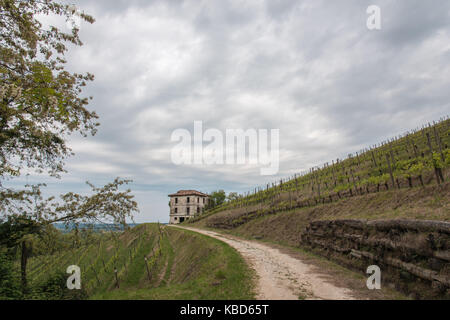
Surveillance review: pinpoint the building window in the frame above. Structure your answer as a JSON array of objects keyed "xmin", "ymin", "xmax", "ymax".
[
  {"xmin": 175, "ymin": 197, "xmax": 178, "ymax": 204},
  {"xmin": 187, "ymin": 207, "xmax": 190, "ymax": 214},
  {"xmin": 197, "ymin": 207, "xmax": 200, "ymax": 213},
  {"xmin": 175, "ymin": 217, "xmax": 178, "ymax": 220},
  {"xmin": 175, "ymin": 208, "xmax": 177, "ymax": 213},
  {"xmin": 203, "ymin": 198, "xmax": 205, "ymax": 204},
  {"xmin": 187, "ymin": 197, "xmax": 190, "ymax": 203}
]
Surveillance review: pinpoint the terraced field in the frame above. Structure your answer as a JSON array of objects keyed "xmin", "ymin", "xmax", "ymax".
[
  {"xmin": 190, "ymin": 118, "xmax": 450, "ymax": 229},
  {"xmin": 26, "ymin": 224, "xmax": 255, "ymax": 300}
]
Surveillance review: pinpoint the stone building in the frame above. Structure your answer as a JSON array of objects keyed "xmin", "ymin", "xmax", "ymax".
[{"xmin": 168, "ymin": 190, "xmax": 209, "ymax": 224}]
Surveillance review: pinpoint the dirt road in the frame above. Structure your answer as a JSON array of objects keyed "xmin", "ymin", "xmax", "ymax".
[{"xmin": 172, "ymin": 226, "xmax": 355, "ymax": 300}]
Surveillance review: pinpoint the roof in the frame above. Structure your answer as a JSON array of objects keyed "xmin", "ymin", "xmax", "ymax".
[{"xmin": 168, "ymin": 190, "xmax": 209, "ymax": 197}]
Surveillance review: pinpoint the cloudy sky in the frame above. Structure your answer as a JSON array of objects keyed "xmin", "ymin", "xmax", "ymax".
[{"xmin": 14, "ymin": 0, "xmax": 450, "ymax": 223}]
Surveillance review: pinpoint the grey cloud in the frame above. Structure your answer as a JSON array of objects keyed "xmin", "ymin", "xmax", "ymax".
[{"xmin": 12, "ymin": 0, "xmax": 449, "ymax": 222}]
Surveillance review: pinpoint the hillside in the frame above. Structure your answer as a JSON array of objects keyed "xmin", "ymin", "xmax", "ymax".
[
  {"xmin": 189, "ymin": 117, "xmax": 450, "ymax": 229},
  {"xmin": 25, "ymin": 224, "xmax": 255, "ymax": 300},
  {"xmin": 191, "ymin": 182, "xmax": 449, "ymax": 247},
  {"xmin": 187, "ymin": 118, "xmax": 450, "ymax": 299}
]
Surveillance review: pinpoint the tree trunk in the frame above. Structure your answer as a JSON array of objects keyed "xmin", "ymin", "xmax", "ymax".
[
  {"xmin": 437, "ymin": 168, "xmax": 444, "ymax": 183},
  {"xmin": 418, "ymin": 175, "xmax": 424, "ymax": 187},
  {"xmin": 385, "ymin": 154, "xmax": 396, "ymax": 189},
  {"xmin": 21, "ymin": 241, "xmax": 29, "ymax": 293}
]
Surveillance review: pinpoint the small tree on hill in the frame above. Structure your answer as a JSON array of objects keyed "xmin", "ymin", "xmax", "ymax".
[{"xmin": 206, "ymin": 190, "xmax": 226, "ymax": 209}]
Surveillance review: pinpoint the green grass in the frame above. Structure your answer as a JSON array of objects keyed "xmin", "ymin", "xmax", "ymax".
[
  {"xmin": 26, "ymin": 223, "xmax": 255, "ymax": 300},
  {"xmin": 191, "ymin": 181, "xmax": 449, "ymax": 250}
]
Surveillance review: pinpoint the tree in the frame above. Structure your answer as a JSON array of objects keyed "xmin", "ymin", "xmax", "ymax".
[
  {"xmin": 207, "ymin": 190, "xmax": 226, "ymax": 209},
  {"xmin": 0, "ymin": 178, "xmax": 138, "ymax": 292},
  {"xmin": 0, "ymin": 0, "xmax": 97, "ymax": 180},
  {"xmin": 226, "ymin": 192, "xmax": 239, "ymax": 202},
  {"xmin": 0, "ymin": 1, "xmax": 140, "ymax": 295}
]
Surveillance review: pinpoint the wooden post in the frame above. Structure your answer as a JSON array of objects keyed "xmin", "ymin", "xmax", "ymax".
[
  {"xmin": 144, "ymin": 257, "xmax": 151, "ymax": 281},
  {"xmin": 20, "ymin": 241, "xmax": 29, "ymax": 293},
  {"xmin": 114, "ymin": 268, "xmax": 119, "ymax": 288},
  {"xmin": 371, "ymin": 150, "xmax": 378, "ymax": 167},
  {"xmin": 350, "ymin": 169, "xmax": 358, "ymax": 195},
  {"xmin": 409, "ymin": 138, "xmax": 418, "ymax": 158},
  {"xmin": 389, "ymin": 144, "xmax": 396, "ymax": 167},
  {"xmin": 385, "ymin": 154, "xmax": 395, "ymax": 189},
  {"xmin": 289, "ymin": 189, "xmax": 292, "ymax": 209},
  {"xmin": 331, "ymin": 160, "xmax": 336, "ymax": 186},
  {"xmin": 433, "ymin": 126, "xmax": 445, "ymax": 162},
  {"xmin": 317, "ymin": 180, "xmax": 321, "ymax": 199},
  {"xmin": 426, "ymin": 132, "xmax": 433, "ymax": 154},
  {"xmin": 432, "ymin": 128, "xmax": 445, "ymax": 182},
  {"xmin": 426, "ymin": 132, "xmax": 441, "ymax": 184}
]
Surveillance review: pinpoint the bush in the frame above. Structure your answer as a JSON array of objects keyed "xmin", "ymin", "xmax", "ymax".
[
  {"xmin": 28, "ymin": 271, "xmax": 88, "ymax": 300},
  {"xmin": 0, "ymin": 252, "xmax": 22, "ymax": 300}
]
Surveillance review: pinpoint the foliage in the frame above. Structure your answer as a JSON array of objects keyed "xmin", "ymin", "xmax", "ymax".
[
  {"xmin": 227, "ymin": 192, "xmax": 239, "ymax": 202},
  {"xmin": 0, "ymin": 0, "xmax": 97, "ymax": 179},
  {"xmin": 1, "ymin": 178, "xmax": 138, "ymax": 237},
  {"xmin": 432, "ymin": 152, "xmax": 444, "ymax": 169},
  {"xmin": 0, "ymin": 215, "xmax": 40, "ymax": 248},
  {"xmin": 396, "ymin": 159, "xmax": 424, "ymax": 179},
  {"xmin": 0, "ymin": 251, "xmax": 22, "ymax": 299},
  {"xmin": 27, "ymin": 270, "xmax": 88, "ymax": 300},
  {"xmin": 206, "ymin": 190, "xmax": 226, "ymax": 209},
  {"xmin": 0, "ymin": 1, "xmax": 140, "ymax": 299}
]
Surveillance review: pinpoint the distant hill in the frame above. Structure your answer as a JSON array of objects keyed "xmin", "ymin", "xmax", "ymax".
[{"xmin": 52, "ymin": 222, "xmax": 140, "ymax": 233}]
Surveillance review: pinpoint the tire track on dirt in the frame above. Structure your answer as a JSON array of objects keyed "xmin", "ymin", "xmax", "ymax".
[{"xmin": 172, "ymin": 226, "xmax": 355, "ymax": 300}]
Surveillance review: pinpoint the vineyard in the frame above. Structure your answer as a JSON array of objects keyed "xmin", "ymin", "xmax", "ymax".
[
  {"xmin": 24, "ymin": 224, "xmax": 254, "ymax": 299},
  {"xmin": 190, "ymin": 117, "xmax": 450, "ymax": 229}
]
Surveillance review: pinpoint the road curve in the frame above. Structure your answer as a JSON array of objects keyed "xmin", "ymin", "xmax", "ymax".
[{"xmin": 170, "ymin": 225, "xmax": 355, "ymax": 300}]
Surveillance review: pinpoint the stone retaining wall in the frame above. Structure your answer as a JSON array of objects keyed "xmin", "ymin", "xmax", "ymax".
[{"xmin": 301, "ymin": 219, "xmax": 450, "ymax": 299}]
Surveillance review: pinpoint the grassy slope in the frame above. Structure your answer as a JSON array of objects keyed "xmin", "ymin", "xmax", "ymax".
[
  {"xmin": 187, "ymin": 121, "xmax": 449, "ymax": 297},
  {"xmin": 27, "ymin": 224, "xmax": 255, "ymax": 300},
  {"xmin": 191, "ymin": 182, "xmax": 449, "ymax": 248},
  {"xmin": 190, "ymin": 118, "xmax": 450, "ymax": 229},
  {"xmin": 187, "ymin": 178, "xmax": 448, "ymax": 301},
  {"xmin": 189, "ymin": 119, "xmax": 449, "ymax": 239}
]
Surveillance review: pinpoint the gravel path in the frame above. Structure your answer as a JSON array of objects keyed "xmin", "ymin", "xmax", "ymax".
[{"xmin": 172, "ymin": 226, "xmax": 355, "ymax": 300}]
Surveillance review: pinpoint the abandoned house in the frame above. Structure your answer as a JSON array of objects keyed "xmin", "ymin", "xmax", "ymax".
[{"xmin": 168, "ymin": 190, "xmax": 209, "ymax": 224}]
